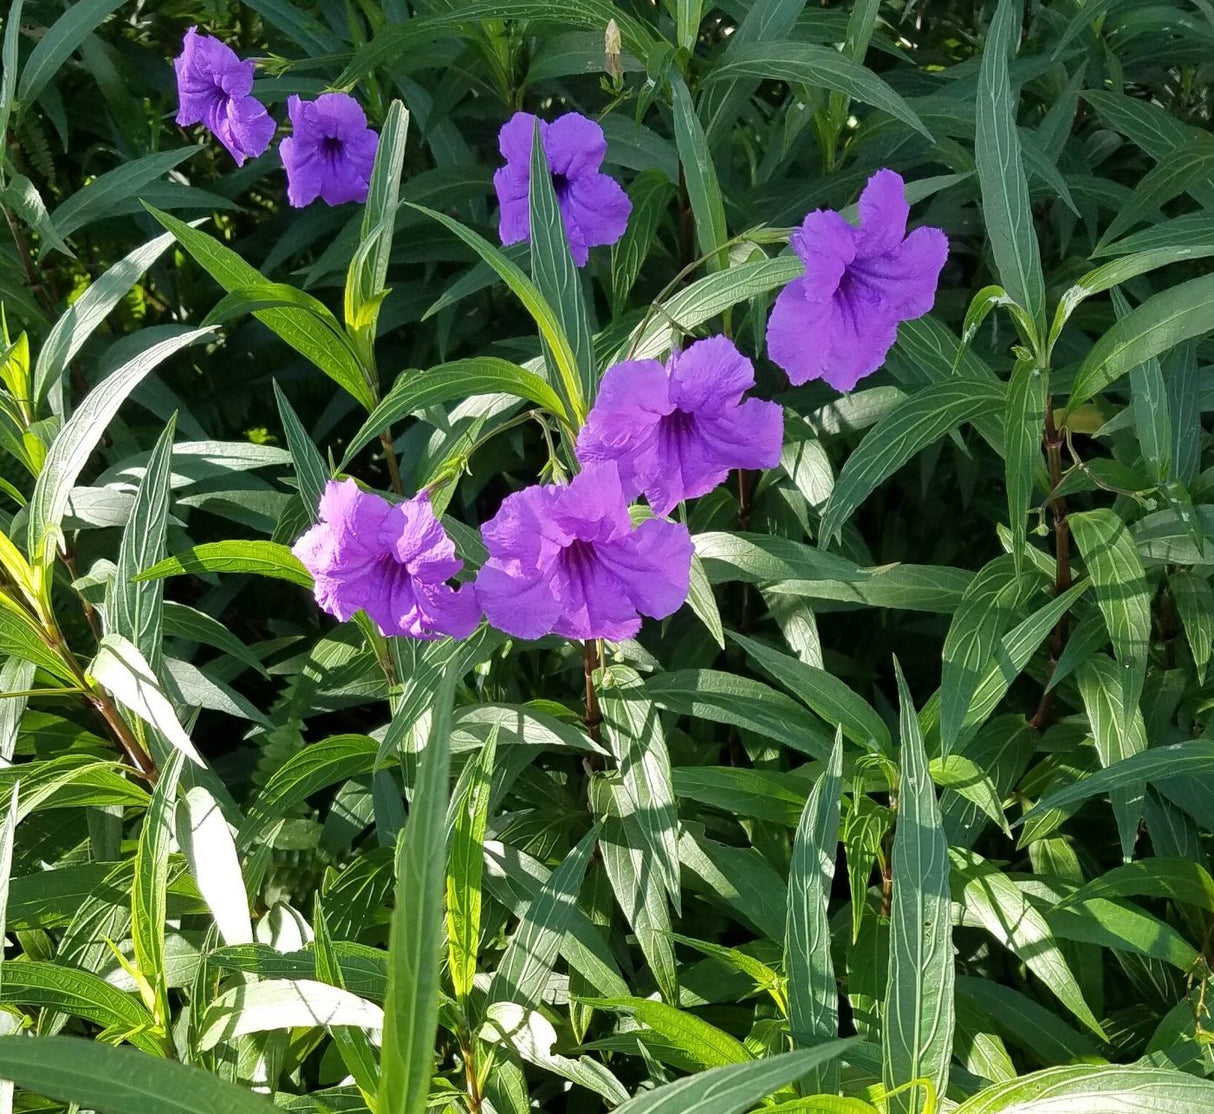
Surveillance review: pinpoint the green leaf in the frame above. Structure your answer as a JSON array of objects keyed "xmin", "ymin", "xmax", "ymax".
[
  {"xmin": 820, "ymin": 377, "xmax": 1006, "ymax": 543},
  {"xmin": 672, "ymin": 767, "xmax": 808, "ymax": 826},
  {"xmin": 1067, "ymin": 272, "xmax": 1214, "ymax": 409},
  {"xmin": 350, "ymin": 99, "xmax": 410, "ymax": 319},
  {"xmin": 0, "ymin": 963, "xmax": 161, "ymax": 1055},
  {"xmin": 1003, "ymin": 359, "xmax": 1047, "ymax": 578},
  {"xmin": 527, "ymin": 117, "xmax": 595, "ymax": 410},
  {"xmin": 950, "ymin": 848, "xmax": 1104, "ymax": 1038},
  {"xmin": 132, "ymin": 748, "xmax": 184, "ymax": 1027},
  {"xmin": 582, "ymin": 996, "xmax": 751, "ymax": 1069},
  {"xmin": 15, "ymin": 0, "xmax": 127, "ymax": 109},
  {"xmin": 1057, "ymin": 856, "xmax": 1214, "ymax": 913},
  {"xmin": 197, "ymin": 979, "xmax": 383, "ymax": 1052},
  {"xmin": 952, "ymin": 1064, "xmax": 1214, "ymax": 1113},
  {"xmin": 609, "ymin": 1042, "xmax": 857, "ymax": 1114},
  {"xmin": 883, "ymin": 662, "xmax": 954, "ymax": 1114},
  {"xmin": 26, "ymin": 327, "xmax": 213, "ymax": 565},
  {"xmin": 672, "ymin": 74, "xmax": 729, "ymax": 272},
  {"xmin": 0, "ymin": 0, "xmax": 24, "ymax": 159},
  {"xmin": 975, "ymin": 0, "xmax": 1045, "ymax": 336},
  {"xmin": 489, "ymin": 824, "xmax": 601, "ymax": 1009},
  {"xmin": 407, "ymin": 203, "xmax": 584, "ymax": 424},
  {"xmin": 177, "ymin": 786, "xmax": 252, "ymax": 947},
  {"xmin": 940, "ymin": 555, "xmax": 1027, "ymax": 753},
  {"xmin": 1100, "ymin": 144, "xmax": 1214, "ymax": 247},
  {"xmin": 1074, "ymin": 654, "xmax": 1148, "ymax": 861},
  {"xmin": 1170, "ymin": 571, "xmax": 1213, "ymax": 684},
  {"xmin": 1067, "ymin": 509, "xmax": 1151, "ymax": 722},
  {"xmin": 787, "ymin": 731, "xmax": 844, "ymax": 1089},
  {"xmin": 446, "ymin": 726, "xmax": 496, "ymax": 1010},
  {"xmin": 144, "ymin": 206, "xmax": 375, "ymax": 411},
  {"xmin": 729, "ymin": 631, "xmax": 890, "ymax": 753},
  {"xmin": 0, "ymin": 1035, "xmax": 279, "ymax": 1113},
  {"xmin": 600, "ymin": 665, "xmax": 680, "ymax": 904},
  {"xmin": 136, "ymin": 540, "xmax": 312, "ymax": 589},
  {"xmin": 107, "ymin": 415, "xmax": 176, "ymax": 670},
  {"xmin": 272, "ymin": 382, "xmax": 328, "ymax": 524},
  {"xmin": 1, "ymin": 172, "xmax": 72, "ymax": 257},
  {"xmin": 343, "ymin": 357, "xmax": 569, "ymax": 466},
  {"xmin": 51, "ymin": 150, "xmax": 200, "ymax": 240},
  {"xmin": 378, "ymin": 668, "xmax": 456, "ymax": 1114},
  {"xmin": 703, "ymin": 43, "xmax": 931, "ymax": 141}
]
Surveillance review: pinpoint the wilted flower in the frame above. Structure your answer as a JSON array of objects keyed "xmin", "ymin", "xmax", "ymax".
[
  {"xmin": 766, "ymin": 168, "xmax": 948, "ymax": 392},
  {"xmin": 292, "ymin": 480, "xmax": 480, "ymax": 640},
  {"xmin": 493, "ymin": 111, "xmax": 631, "ymax": 266},
  {"xmin": 576, "ymin": 336, "xmax": 784, "ymax": 516},
  {"xmin": 475, "ymin": 462, "xmax": 692, "ymax": 642},
  {"xmin": 280, "ymin": 93, "xmax": 379, "ymax": 207},
  {"xmin": 174, "ymin": 26, "xmax": 274, "ymax": 166}
]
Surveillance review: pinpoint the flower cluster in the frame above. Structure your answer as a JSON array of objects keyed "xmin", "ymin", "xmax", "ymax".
[{"xmin": 174, "ymin": 28, "xmax": 378, "ymax": 207}]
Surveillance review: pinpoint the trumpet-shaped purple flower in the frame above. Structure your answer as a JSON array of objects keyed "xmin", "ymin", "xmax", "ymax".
[
  {"xmin": 493, "ymin": 111, "xmax": 631, "ymax": 267},
  {"xmin": 292, "ymin": 480, "xmax": 480, "ymax": 640},
  {"xmin": 280, "ymin": 94, "xmax": 379, "ymax": 207},
  {"xmin": 576, "ymin": 336, "xmax": 784, "ymax": 516},
  {"xmin": 767, "ymin": 169, "xmax": 949, "ymax": 392},
  {"xmin": 475, "ymin": 462, "xmax": 693, "ymax": 642},
  {"xmin": 174, "ymin": 26, "xmax": 274, "ymax": 166}
]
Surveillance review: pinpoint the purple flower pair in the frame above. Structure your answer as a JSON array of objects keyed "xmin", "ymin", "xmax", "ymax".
[
  {"xmin": 295, "ymin": 469, "xmax": 692, "ymax": 644},
  {"xmin": 174, "ymin": 28, "xmax": 378, "ymax": 206}
]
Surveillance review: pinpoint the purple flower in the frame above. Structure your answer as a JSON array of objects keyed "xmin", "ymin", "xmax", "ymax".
[
  {"xmin": 292, "ymin": 480, "xmax": 480, "ymax": 641},
  {"xmin": 475, "ymin": 462, "xmax": 693, "ymax": 642},
  {"xmin": 766, "ymin": 169, "xmax": 949, "ymax": 392},
  {"xmin": 493, "ymin": 111, "xmax": 632, "ymax": 267},
  {"xmin": 576, "ymin": 336, "xmax": 784, "ymax": 517},
  {"xmin": 280, "ymin": 94, "xmax": 379, "ymax": 207},
  {"xmin": 174, "ymin": 26, "xmax": 275, "ymax": 166}
]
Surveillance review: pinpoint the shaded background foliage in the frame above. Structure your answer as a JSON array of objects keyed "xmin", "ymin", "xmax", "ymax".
[{"xmin": 0, "ymin": 0, "xmax": 1213, "ymax": 1112}]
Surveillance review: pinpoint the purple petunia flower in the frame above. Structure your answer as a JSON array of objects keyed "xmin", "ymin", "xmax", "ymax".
[
  {"xmin": 475, "ymin": 462, "xmax": 693, "ymax": 642},
  {"xmin": 576, "ymin": 336, "xmax": 784, "ymax": 517},
  {"xmin": 174, "ymin": 26, "xmax": 275, "ymax": 166},
  {"xmin": 280, "ymin": 94, "xmax": 379, "ymax": 208},
  {"xmin": 493, "ymin": 111, "xmax": 632, "ymax": 267},
  {"xmin": 766, "ymin": 168, "xmax": 949, "ymax": 392},
  {"xmin": 292, "ymin": 480, "xmax": 480, "ymax": 641}
]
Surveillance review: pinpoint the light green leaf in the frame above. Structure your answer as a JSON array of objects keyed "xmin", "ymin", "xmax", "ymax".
[
  {"xmin": 952, "ymin": 1064, "xmax": 1214, "ymax": 1113},
  {"xmin": 820, "ymin": 378, "xmax": 1006, "ymax": 543},
  {"xmin": 177, "ymin": 786, "xmax": 252, "ymax": 947},
  {"xmin": 378, "ymin": 668, "xmax": 456, "ymax": 1114},
  {"xmin": 1003, "ymin": 359, "xmax": 1047, "ymax": 578},
  {"xmin": 272, "ymin": 382, "xmax": 328, "ymax": 524},
  {"xmin": 1170, "ymin": 571, "xmax": 1213, "ymax": 684},
  {"xmin": 883, "ymin": 662, "xmax": 954, "ymax": 1114},
  {"xmin": 582, "ymin": 996, "xmax": 751, "ymax": 1069},
  {"xmin": 136, "ymin": 540, "xmax": 312, "ymax": 589},
  {"xmin": 672, "ymin": 74, "xmax": 729, "ymax": 272}
]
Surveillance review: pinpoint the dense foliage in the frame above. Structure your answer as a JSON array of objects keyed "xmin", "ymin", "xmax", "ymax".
[{"xmin": 0, "ymin": 1, "xmax": 1213, "ymax": 1112}]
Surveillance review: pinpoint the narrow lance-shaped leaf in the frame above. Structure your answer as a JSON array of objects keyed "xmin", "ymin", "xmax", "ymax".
[
  {"xmin": 528, "ymin": 118, "xmax": 595, "ymax": 411},
  {"xmin": 132, "ymin": 747, "xmax": 184, "ymax": 1029},
  {"xmin": 378, "ymin": 667, "xmax": 457, "ymax": 1114},
  {"xmin": 273, "ymin": 383, "xmax": 328, "ymax": 525},
  {"xmin": 1003, "ymin": 358, "xmax": 1047, "ymax": 578},
  {"xmin": 672, "ymin": 73, "xmax": 729, "ymax": 272},
  {"xmin": 786, "ymin": 730, "xmax": 844, "ymax": 1091},
  {"xmin": 883, "ymin": 661, "xmax": 954, "ymax": 1114},
  {"xmin": 976, "ymin": 0, "xmax": 1046, "ymax": 336}
]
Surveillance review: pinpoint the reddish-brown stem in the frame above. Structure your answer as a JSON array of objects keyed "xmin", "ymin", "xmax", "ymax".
[
  {"xmin": 379, "ymin": 428, "xmax": 404, "ymax": 496},
  {"xmin": 1030, "ymin": 400, "xmax": 1071, "ymax": 731},
  {"xmin": 583, "ymin": 639, "xmax": 602, "ymax": 747}
]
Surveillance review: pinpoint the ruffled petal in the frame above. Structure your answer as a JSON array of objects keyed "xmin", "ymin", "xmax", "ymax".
[
  {"xmin": 693, "ymin": 397, "xmax": 785, "ymax": 471},
  {"xmin": 476, "ymin": 559, "xmax": 563, "ymax": 639},
  {"xmin": 549, "ymin": 462, "xmax": 632, "ymax": 545},
  {"xmin": 494, "ymin": 165, "xmax": 531, "ymax": 245},
  {"xmin": 576, "ymin": 359, "xmax": 670, "ymax": 497},
  {"xmin": 789, "ymin": 209, "xmax": 856, "ymax": 301},
  {"xmin": 413, "ymin": 580, "xmax": 482, "ymax": 640},
  {"xmin": 389, "ymin": 493, "xmax": 461, "ymax": 581},
  {"xmin": 499, "ymin": 111, "xmax": 544, "ymax": 168},
  {"xmin": 561, "ymin": 172, "xmax": 631, "ymax": 255},
  {"xmin": 545, "ymin": 112, "xmax": 608, "ymax": 180},
  {"xmin": 850, "ymin": 225, "xmax": 949, "ymax": 321},
  {"xmin": 208, "ymin": 93, "xmax": 274, "ymax": 165},
  {"xmin": 668, "ymin": 335, "xmax": 754, "ymax": 411},
  {"xmin": 855, "ymin": 168, "xmax": 909, "ymax": 258},
  {"xmin": 594, "ymin": 517, "xmax": 693, "ymax": 622},
  {"xmin": 481, "ymin": 484, "xmax": 569, "ymax": 572},
  {"xmin": 549, "ymin": 548, "xmax": 641, "ymax": 642}
]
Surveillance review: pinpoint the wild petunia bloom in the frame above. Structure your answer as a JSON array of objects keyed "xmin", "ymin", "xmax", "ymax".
[
  {"xmin": 493, "ymin": 111, "xmax": 631, "ymax": 267},
  {"xmin": 280, "ymin": 94, "xmax": 379, "ymax": 207},
  {"xmin": 576, "ymin": 336, "xmax": 784, "ymax": 517},
  {"xmin": 174, "ymin": 26, "xmax": 275, "ymax": 166},
  {"xmin": 766, "ymin": 168, "xmax": 948, "ymax": 392},
  {"xmin": 292, "ymin": 480, "xmax": 480, "ymax": 640},
  {"xmin": 475, "ymin": 462, "xmax": 693, "ymax": 642}
]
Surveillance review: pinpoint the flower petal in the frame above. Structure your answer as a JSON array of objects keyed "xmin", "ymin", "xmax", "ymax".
[
  {"xmin": 575, "ymin": 359, "xmax": 670, "ymax": 496},
  {"xmin": 207, "ymin": 93, "xmax": 274, "ymax": 166},
  {"xmin": 668, "ymin": 335, "xmax": 755, "ymax": 411},
  {"xmin": 499, "ymin": 111, "xmax": 543, "ymax": 167},
  {"xmin": 549, "ymin": 462, "xmax": 632, "ymax": 544},
  {"xmin": 545, "ymin": 112, "xmax": 608, "ymax": 179},
  {"xmin": 851, "ymin": 225, "xmax": 949, "ymax": 321},
  {"xmin": 413, "ymin": 580, "xmax": 482, "ymax": 640},
  {"xmin": 789, "ymin": 209, "xmax": 856, "ymax": 301},
  {"xmin": 494, "ymin": 165, "xmax": 531, "ymax": 245},
  {"xmin": 694, "ymin": 397, "xmax": 785, "ymax": 471},
  {"xmin": 561, "ymin": 172, "xmax": 631, "ymax": 254},
  {"xmin": 855, "ymin": 168, "xmax": 909, "ymax": 258},
  {"xmin": 595, "ymin": 517, "xmax": 693, "ymax": 622},
  {"xmin": 389, "ymin": 492, "xmax": 462, "ymax": 581},
  {"xmin": 550, "ymin": 552, "xmax": 642, "ymax": 642},
  {"xmin": 476, "ymin": 559, "xmax": 564, "ymax": 639}
]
